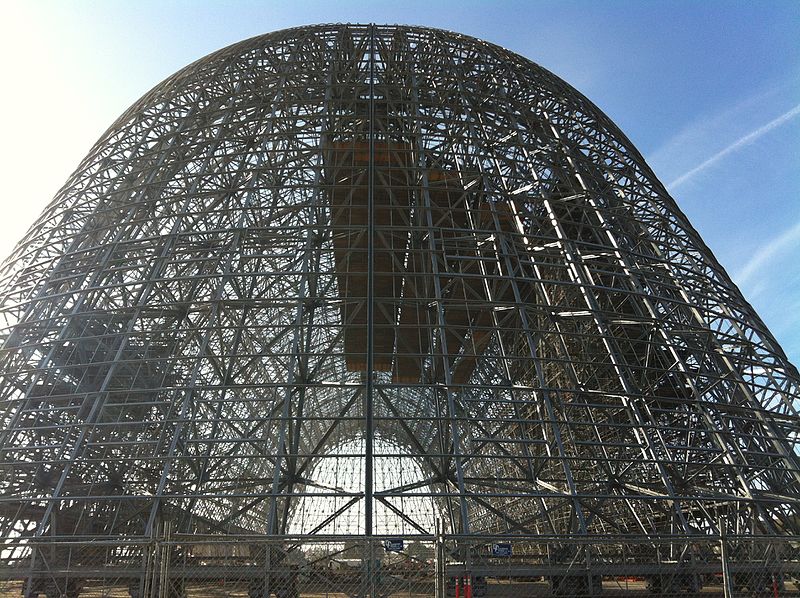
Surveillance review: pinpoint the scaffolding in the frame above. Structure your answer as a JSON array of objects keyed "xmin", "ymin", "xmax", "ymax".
[{"xmin": 0, "ymin": 23, "xmax": 798, "ymax": 597}]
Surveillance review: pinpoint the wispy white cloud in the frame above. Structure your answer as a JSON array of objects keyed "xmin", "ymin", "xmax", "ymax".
[
  {"xmin": 735, "ymin": 219, "xmax": 800, "ymax": 287},
  {"xmin": 668, "ymin": 103, "xmax": 800, "ymax": 189},
  {"xmin": 646, "ymin": 82, "xmax": 792, "ymax": 179}
]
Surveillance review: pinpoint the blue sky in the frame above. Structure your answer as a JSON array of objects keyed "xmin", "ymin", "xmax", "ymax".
[{"xmin": 1, "ymin": 0, "xmax": 799, "ymax": 365}]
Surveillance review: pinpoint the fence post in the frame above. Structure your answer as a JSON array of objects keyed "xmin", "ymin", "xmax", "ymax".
[
  {"xmin": 371, "ymin": 538, "xmax": 377, "ymax": 598},
  {"xmin": 139, "ymin": 535, "xmax": 154, "ymax": 598},
  {"xmin": 720, "ymin": 519, "xmax": 733, "ymax": 598},
  {"xmin": 465, "ymin": 536, "xmax": 472, "ymax": 598},
  {"xmin": 361, "ymin": 537, "xmax": 377, "ymax": 598},
  {"xmin": 435, "ymin": 517, "xmax": 445, "ymax": 598},
  {"xmin": 264, "ymin": 541, "xmax": 272, "ymax": 598},
  {"xmin": 158, "ymin": 520, "xmax": 171, "ymax": 598}
]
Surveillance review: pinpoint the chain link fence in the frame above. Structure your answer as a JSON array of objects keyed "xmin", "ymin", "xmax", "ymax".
[{"xmin": 1, "ymin": 533, "xmax": 798, "ymax": 597}]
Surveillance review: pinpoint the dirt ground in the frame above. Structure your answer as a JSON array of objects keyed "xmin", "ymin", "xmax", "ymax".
[{"xmin": 1, "ymin": 578, "xmax": 798, "ymax": 597}]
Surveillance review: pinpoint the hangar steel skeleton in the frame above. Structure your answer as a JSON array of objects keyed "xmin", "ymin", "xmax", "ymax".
[{"xmin": 0, "ymin": 22, "xmax": 798, "ymax": 594}]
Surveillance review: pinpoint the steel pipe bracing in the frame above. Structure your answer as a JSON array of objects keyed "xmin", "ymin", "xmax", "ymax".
[{"xmin": 0, "ymin": 25, "xmax": 798, "ymax": 558}]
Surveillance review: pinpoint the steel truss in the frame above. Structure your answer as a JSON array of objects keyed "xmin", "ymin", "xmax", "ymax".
[{"xmin": 0, "ymin": 23, "xmax": 798, "ymax": 595}]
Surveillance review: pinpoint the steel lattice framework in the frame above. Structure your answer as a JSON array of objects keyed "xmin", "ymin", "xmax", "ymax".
[{"xmin": 1, "ymin": 23, "xmax": 799, "ymax": 564}]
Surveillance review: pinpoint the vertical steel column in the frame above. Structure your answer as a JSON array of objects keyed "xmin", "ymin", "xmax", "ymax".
[
  {"xmin": 364, "ymin": 22, "xmax": 376, "ymax": 540},
  {"xmin": 363, "ymin": 23, "xmax": 378, "ymax": 598},
  {"xmin": 408, "ymin": 61, "xmax": 471, "ymax": 535}
]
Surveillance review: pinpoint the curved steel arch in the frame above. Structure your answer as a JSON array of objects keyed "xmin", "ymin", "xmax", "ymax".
[{"xmin": 0, "ymin": 24, "xmax": 798, "ymax": 558}]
